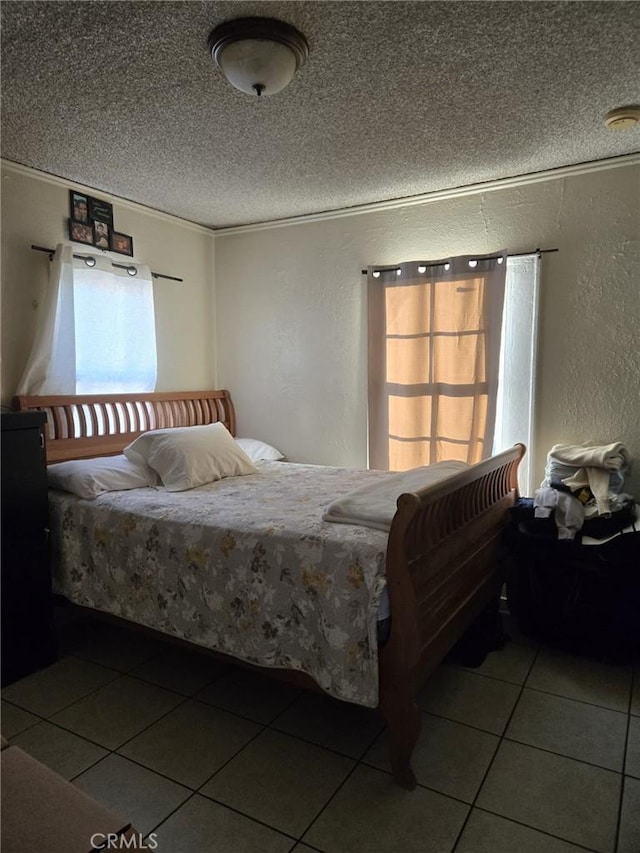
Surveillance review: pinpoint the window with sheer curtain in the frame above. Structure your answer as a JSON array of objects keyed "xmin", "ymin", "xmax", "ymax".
[
  {"xmin": 492, "ymin": 253, "xmax": 541, "ymax": 495},
  {"xmin": 17, "ymin": 243, "xmax": 157, "ymax": 396},
  {"xmin": 367, "ymin": 251, "xmax": 540, "ymax": 492}
]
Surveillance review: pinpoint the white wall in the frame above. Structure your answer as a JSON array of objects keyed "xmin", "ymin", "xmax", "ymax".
[
  {"xmin": 3, "ymin": 160, "xmax": 638, "ymax": 498},
  {"xmin": 0, "ymin": 163, "xmax": 216, "ymax": 402},
  {"xmin": 216, "ymin": 163, "xmax": 640, "ymax": 497}
]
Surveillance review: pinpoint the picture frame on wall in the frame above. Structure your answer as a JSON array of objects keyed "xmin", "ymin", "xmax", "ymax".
[
  {"xmin": 70, "ymin": 191, "xmax": 89, "ymax": 224},
  {"xmin": 110, "ymin": 231, "xmax": 134, "ymax": 256},
  {"xmin": 93, "ymin": 220, "xmax": 110, "ymax": 250},
  {"xmin": 68, "ymin": 218, "xmax": 94, "ymax": 246},
  {"xmin": 88, "ymin": 196, "xmax": 113, "ymax": 225}
]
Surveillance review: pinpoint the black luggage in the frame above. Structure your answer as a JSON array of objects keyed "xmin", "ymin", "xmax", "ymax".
[{"xmin": 505, "ymin": 504, "xmax": 640, "ymax": 662}]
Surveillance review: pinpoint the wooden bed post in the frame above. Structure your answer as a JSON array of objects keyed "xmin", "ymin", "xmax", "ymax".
[
  {"xmin": 378, "ymin": 665, "xmax": 421, "ymax": 789},
  {"xmin": 378, "ymin": 492, "xmax": 424, "ymax": 789},
  {"xmin": 377, "ymin": 444, "xmax": 525, "ymax": 788}
]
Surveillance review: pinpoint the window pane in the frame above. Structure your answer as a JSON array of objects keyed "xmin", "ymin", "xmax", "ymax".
[
  {"xmin": 432, "ymin": 277, "xmax": 484, "ymax": 332},
  {"xmin": 436, "ymin": 395, "xmax": 487, "ymax": 442},
  {"xmin": 435, "ymin": 440, "xmax": 480, "ymax": 464},
  {"xmin": 389, "ymin": 437, "xmax": 431, "ymax": 471},
  {"xmin": 386, "ymin": 283, "xmax": 430, "ymax": 335},
  {"xmin": 386, "ymin": 337, "xmax": 430, "ymax": 384},
  {"xmin": 389, "ymin": 394, "xmax": 432, "ymax": 439},
  {"xmin": 433, "ymin": 333, "xmax": 486, "ymax": 384},
  {"xmin": 73, "ymin": 266, "xmax": 157, "ymax": 393}
]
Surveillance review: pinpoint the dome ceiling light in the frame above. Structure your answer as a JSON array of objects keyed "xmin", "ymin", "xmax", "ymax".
[
  {"xmin": 604, "ymin": 106, "xmax": 640, "ymax": 130},
  {"xmin": 208, "ymin": 17, "xmax": 309, "ymax": 97}
]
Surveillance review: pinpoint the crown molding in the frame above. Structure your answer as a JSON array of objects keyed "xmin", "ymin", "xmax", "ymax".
[
  {"xmin": 0, "ymin": 159, "xmax": 216, "ymax": 237},
  {"xmin": 4, "ymin": 152, "xmax": 638, "ymax": 238},
  {"xmin": 216, "ymin": 152, "xmax": 640, "ymax": 235}
]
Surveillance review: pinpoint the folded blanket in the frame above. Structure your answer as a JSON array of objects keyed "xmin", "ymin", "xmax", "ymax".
[
  {"xmin": 549, "ymin": 442, "xmax": 630, "ymax": 472},
  {"xmin": 323, "ymin": 461, "xmax": 469, "ymax": 531},
  {"xmin": 545, "ymin": 442, "xmax": 631, "ymax": 516}
]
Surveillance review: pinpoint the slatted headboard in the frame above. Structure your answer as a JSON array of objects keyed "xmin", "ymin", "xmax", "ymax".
[{"xmin": 13, "ymin": 390, "xmax": 236, "ymax": 463}]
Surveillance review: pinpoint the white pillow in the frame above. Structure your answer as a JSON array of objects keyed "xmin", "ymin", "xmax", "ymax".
[
  {"xmin": 124, "ymin": 423, "xmax": 258, "ymax": 491},
  {"xmin": 235, "ymin": 437, "xmax": 284, "ymax": 462},
  {"xmin": 47, "ymin": 454, "xmax": 156, "ymax": 500}
]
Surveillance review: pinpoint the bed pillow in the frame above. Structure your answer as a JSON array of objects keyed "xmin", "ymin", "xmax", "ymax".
[
  {"xmin": 124, "ymin": 422, "xmax": 258, "ymax": 491},
  {"xmin": 235, "ymin": 437, "xmax": 285, "ymax": 462},
  {"xmin": 47, "ymin": 454, "xmax": 156, "ymax": 499}
]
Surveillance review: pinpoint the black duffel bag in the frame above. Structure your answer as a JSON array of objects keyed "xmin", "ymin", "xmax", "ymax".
[{"xmin": 505, "ymin": 510, "xmax": 640, "ymax": 662}]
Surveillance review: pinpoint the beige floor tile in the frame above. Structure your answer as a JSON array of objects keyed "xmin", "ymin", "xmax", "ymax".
[
  {"xmin": 1, "ymin": 701, "xmax": 40, "ymax": 737},
  {"xmin": 195, "ymin": 665, "xmax": 301, "ymax": 724},
  {"xmin": 50, "ymin": 675, "xmax": 184, "ymax": 749},
  {"xmin": 618, "ymin": 776, "xmax": 640, "ymax": 853},
  {"xmin": 129, "ymin": 647, "xmax": 227, "ymax": 695},
  {"xmin": 201, "ymin": 728, "xmax": 354, "ymax": 837},
  {"xmin": 506, "ymin": 688, "xmax": 627, "ymax": 771},
  {"xmin": 456, "ymin": 809, "xmax": 597, "ymax": 853},
  {"xmin": 418, "ymin": 665, "xmax": 520, "ymax": 734},
  {"xmin": 272, "ymin": 690, "xmax": 384, "ymax": 758},
  {"xmin": 74, "ymin": 754, "xmax": 191, "ymax": 836},
  {"xmin": 625, "ymin": 715, "xmax": 640, "ymax": 779},
  {"xmin": 10, "ymin": 720, "xmax": 107, "ymax": 779},
  {"xmin": 153, "ymin": 794, "xmax": 293, "ymax": 853},
  {"xmin": 364, "ymin": 712, "xmax": 498, "ymax": 802},
  {"xmin": 303, "ymin": 764, "xmax": 468, "ymax": 853},
  {"xmin": 118, "ymin": 699, "xmax": 261, "ymax": 787},
  {"xmin": 1, "ymin": 656, "xmax": 119, "ymax": 717},
  {"xmin": 526, "ymin": 649, "xmax": 632, "ymax": 712},
  {"xmin": 477, "ymin": 740, "xmax": 621, "ymax": 852}
]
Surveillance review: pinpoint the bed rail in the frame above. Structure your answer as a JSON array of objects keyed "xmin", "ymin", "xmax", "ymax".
[{"xmin": 13, "ymin": 390, "xmax": 236, "ymax": 463}]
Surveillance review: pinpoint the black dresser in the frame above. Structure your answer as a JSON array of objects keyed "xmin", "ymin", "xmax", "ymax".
[{"xmin": 1, "ymin": 410, "xmax": 56, "ymax": 685}]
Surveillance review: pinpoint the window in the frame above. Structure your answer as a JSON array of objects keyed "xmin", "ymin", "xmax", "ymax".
[
  {"xmin": 492, "ymin": 253, "xmax": 541, "ymax": 494},
  {"xmin": 368, "ymin": 252, "xmax": 540, "ymax": 493},
  {"xmin": 73, "ymin": 260, "xmax": 156, "ymax": 393},
  {"xmin": 17, "ymin": 244, "xmax": 157, "ymax": 396}
]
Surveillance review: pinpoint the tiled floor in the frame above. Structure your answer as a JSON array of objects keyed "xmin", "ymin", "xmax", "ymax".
[{"xmin": 2, "ymin": 608, "xmax": 639, "ymax": 853}]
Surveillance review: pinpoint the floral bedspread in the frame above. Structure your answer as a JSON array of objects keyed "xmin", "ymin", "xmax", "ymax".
[{"xmin": 49, "ymin": 461, "xmax": 394, "ymax": 707}]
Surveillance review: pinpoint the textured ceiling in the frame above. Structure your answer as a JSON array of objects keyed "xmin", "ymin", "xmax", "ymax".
[{"xmin": 1, "ymin": 1, "xmax": 639, "ymax": 229}]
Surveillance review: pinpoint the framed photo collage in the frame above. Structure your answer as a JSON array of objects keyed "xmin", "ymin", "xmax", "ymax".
[{"xmin": 68, "ymin": 191, "xmax": 134, "ymax": 256}]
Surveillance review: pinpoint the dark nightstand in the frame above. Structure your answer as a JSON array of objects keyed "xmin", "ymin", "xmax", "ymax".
[{"xmin": 1, "ymin": 410, "xmax": 56, "ymax": 685}]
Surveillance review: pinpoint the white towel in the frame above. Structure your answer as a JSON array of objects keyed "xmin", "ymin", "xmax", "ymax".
[
  {"xmin": 323, "ymin": 461, "xmax": 469, "ymax": 531},
  {"xmin": 547, "ymin": 442, "xmax": 631, "ymax": 516},
  {"xmin": 549, "ymin": 442, "xmax": 630, "ymax": 473}
]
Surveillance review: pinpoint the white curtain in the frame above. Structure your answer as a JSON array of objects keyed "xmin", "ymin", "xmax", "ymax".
[
  {"xmin": 17, "ymin": 243, "xmax": 76, "ymax": 395},
  {"xmin": 17, "ymin": 243, "xmax": 157, "ymax": 395},
  {"xmin": 492, "ymin": 253, "xmax": 541, "ymax": 495}
]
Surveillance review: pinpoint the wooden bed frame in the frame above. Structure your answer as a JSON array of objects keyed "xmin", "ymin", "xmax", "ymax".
[{"xmin": 14, "ymin": 389, "xmax": 524, "ymax": 789}]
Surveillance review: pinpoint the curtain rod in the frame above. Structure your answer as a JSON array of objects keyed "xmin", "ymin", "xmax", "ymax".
[
  {"xmin": 31, "ymin": 245, "xmax": 183, "ymax": 282},
  {"xmin": 361, "ymin": 247, "xmax": 558, "ymax": 275}
]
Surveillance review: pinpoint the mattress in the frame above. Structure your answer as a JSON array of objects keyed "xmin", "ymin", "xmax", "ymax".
[{"xmin": 49, "ymin": 461, "xmax": 396, "ymax": 707}]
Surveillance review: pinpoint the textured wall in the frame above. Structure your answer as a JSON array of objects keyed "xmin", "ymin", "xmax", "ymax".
[
  {"xmin": 0, "ymin": 165, "xmax": 217, "ymax": 401},
  {"xmin": 216, "ymin": 164, "xmax": 640, "ymax": 497}
]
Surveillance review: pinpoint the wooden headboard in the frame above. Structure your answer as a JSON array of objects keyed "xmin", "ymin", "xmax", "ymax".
[{"xmin": 13, "ymin": 390, "xmax": 236, "ymax": 463}]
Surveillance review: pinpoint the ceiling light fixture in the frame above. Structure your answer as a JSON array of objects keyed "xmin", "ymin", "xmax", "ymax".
[
  {"xmin": 604, "ymin": 106, "xmax": 640, "ymax": 130},
  {"xmin": 208, "ymin": 17, "xmax": 309, "ymax": 97}
]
